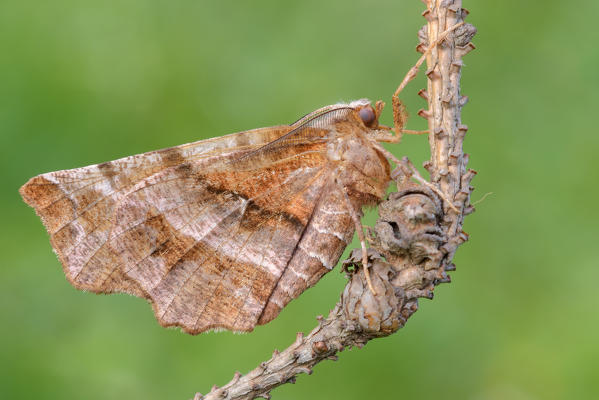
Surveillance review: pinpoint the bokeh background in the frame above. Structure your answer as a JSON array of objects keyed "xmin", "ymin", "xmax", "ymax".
[{"xmin": 1, "ymin": 1, "xmax": 598, "ymax": 399}]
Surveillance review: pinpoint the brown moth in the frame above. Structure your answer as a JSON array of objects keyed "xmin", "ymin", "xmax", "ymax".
[{"xmin": 20, "ymin": 98, "xmax": 409, "ymax": 334}]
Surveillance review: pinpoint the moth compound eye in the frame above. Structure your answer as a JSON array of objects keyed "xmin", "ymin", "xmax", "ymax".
[{"xmin": 358, "ymin": 106, "xmax": 376, "ymax": 127}]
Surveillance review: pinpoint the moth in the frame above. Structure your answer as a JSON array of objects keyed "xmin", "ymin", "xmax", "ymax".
[{"xmin": 20, "ymin": 34, "xmax": 449, "ymax": 334}]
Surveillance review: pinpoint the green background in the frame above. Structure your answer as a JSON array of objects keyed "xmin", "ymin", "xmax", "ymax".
[{"xmin": 1, "ymin": 1, "xmax": 597, "ymax": 399}]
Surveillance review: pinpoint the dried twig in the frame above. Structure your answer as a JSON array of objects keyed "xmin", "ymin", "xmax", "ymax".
[{"xmin": 196, "ymin": 1, "xmax": 476, "ymax": 399}]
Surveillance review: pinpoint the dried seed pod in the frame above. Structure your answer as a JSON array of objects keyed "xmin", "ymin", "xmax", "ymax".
[{"xmin": 342, "ymin": 254, "xmax": 404, "ymax": 336}]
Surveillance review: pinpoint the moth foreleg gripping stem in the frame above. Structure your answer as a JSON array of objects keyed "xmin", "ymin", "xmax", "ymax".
[{"xmin": 390, "ymin": 21, "xmax": 465, "ymax": 141}]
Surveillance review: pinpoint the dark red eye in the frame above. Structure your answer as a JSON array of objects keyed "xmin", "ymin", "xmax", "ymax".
[{"xmin": 358, "ymin": 106, "xmax": 376, "ymax": 127}]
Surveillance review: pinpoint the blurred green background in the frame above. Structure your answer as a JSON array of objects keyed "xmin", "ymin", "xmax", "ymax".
[{"xmin": 1, "ymin": 1, "xmax": 598, "ymax": 399}]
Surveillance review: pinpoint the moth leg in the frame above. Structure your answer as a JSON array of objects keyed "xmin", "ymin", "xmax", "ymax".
[
  {"xmin": 339, "ymin": 183, "xmax": 376, "ymax": 295},
  {"xmin": 372, "ymin": 126, "xmax": 429, "ymax": 144},
  {"xmin": 391, "ymin": 21, "xmax": 465, "ymax": 136}
]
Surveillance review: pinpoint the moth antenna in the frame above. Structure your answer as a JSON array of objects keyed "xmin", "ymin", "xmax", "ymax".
[{"xmin": 235, "ymin": 106, "xmax": 353, "ymax": 163}]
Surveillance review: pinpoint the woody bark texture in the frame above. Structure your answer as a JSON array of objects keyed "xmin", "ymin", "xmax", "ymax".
[{"xmin": 196, "ymin": 1, "xmax": 476, "ymax": 399}]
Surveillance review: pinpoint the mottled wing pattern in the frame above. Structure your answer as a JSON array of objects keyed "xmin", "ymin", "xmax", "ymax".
[
  {"xmin": 20, "ymin": 114, "xmax": 355, "ymax": 334},
  {"xmin": 19, "ymin": 125, "xmax": 290, "ymax": 297}
]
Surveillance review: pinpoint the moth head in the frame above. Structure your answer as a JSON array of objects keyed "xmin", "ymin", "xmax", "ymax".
[
  {"xmin": 358, "ymin": 105, "xmax": 376, "ymax": 127},
  {"xmin": 351, "ymin": 99, "xmax": 384, "ymax": 129}
]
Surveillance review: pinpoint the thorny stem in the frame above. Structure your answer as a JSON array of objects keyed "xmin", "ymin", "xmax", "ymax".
[{"xmin": 196, "ymin": 1, "xmax": 476, "ymax": 399}]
